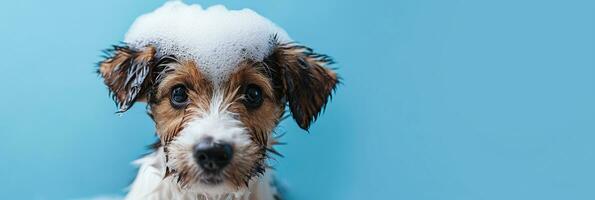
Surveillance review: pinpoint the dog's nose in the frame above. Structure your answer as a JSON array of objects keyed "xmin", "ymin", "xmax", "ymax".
[{"xmin": 193, "ymin": 139, "xmax": 233, "ymax": 172}]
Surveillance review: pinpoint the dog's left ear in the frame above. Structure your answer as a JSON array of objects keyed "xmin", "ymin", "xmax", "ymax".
[
  {"xmin": 269, "ymin": 43, "xmax": 339, "ymax": 130},
  {"xmin": 98, "ymin": 45, "xmax": 157, "ymax": 113}
]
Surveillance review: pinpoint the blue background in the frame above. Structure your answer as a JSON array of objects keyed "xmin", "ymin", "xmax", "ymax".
[{"xmin": 1, "ymin": 0, "xmax": 594, "ymax": 199}]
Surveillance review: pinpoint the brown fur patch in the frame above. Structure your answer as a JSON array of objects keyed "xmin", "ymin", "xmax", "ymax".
[
  {"xmin": 150, "ymin": 61, "xmax": 214, "ymax": 145},
  {"xmin": 224, "ymin": 61, "xmax": 285, "ymax": 147}
]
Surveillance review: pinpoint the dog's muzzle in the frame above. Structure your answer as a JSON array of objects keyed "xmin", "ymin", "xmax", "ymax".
[{"xmin": 193, "ymin": 137, "xmax": 234, "ymax": 172}]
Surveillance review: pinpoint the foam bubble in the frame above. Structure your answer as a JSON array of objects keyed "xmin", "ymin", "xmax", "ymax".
[{"xmin": 124, "ymin": 1, "xmax": 291, "ymax": 84}]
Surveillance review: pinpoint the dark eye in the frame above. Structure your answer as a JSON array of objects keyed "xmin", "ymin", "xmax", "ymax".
[
  {"xmin": 170, "ymin": 85, "xmax": 188, "ymax": 109},
  {"xmin": 243, "ymin": 84, "xmax": 263, "ymax": 109}
]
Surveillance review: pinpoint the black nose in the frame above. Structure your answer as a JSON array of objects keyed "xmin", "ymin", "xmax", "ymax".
[{"xmin": 193, "ymin": 139, "xmax": 233, "ymax": 172}]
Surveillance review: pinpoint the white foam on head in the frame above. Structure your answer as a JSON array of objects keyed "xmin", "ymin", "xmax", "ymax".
[{"xmin": 124, "ymin": 1, "xmax": 291, "ymax": 85}]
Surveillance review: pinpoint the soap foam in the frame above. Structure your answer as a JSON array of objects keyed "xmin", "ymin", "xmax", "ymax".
[{"xmin": 124, "ymin": 1, "xmax": 291, "ymax": 84}]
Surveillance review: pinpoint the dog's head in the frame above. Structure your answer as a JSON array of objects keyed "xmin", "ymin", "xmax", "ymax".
[{"xmin": 97, "ymin": 2, "xmax": 338, "ymax": 195}]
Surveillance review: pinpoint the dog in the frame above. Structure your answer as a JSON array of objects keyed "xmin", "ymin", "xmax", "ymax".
[{"xmin": 97, "ymin": 2, "xmax": 339, "ymax": 199}]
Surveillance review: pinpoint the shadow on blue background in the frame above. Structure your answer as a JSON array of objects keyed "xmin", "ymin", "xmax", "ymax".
[{"xmin": 1, "ymin": 0, "xmax": 594, "ymax": 199}]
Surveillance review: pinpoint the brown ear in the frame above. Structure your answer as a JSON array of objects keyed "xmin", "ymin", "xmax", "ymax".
[
  {"xmin": 98, "ymin": 45, "xmax": 157, "ymax": 113},
  {"xmin": 270, "ymin": 43, "xmax": 339, "ymax": 130}
]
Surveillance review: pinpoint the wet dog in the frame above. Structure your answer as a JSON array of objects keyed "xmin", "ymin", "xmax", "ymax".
[{"xmin": 97, "ymin": 2, "xmax": 339, "ymax": 199}]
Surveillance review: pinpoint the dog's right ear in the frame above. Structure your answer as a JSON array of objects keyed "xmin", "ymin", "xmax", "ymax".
[{"xmin": 98, "ymin": 45, "xmax": 157, "ymax": 113}]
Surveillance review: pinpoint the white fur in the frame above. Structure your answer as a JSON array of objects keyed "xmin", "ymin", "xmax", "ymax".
[
  {"xmin": 124, "ymin": 1, "xmax": 291, "ymax": 85},
  {"xmin": 172, "ymin": 90, "xmax": 251, "ymax": 149}
]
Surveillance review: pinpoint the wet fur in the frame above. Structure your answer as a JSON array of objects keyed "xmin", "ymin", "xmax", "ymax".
[{"xmin": 98, "ymin": 38, "xmax": 338, "ymax": 199}]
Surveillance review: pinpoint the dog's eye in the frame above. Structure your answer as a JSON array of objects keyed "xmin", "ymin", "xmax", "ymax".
[
  {"xmin": 170, "ymin": 85, "xmax": 189, "ymax": 109},
  {"xmin": 243, "ymin": 84, "xmax": 263, "ymax": 109}
]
